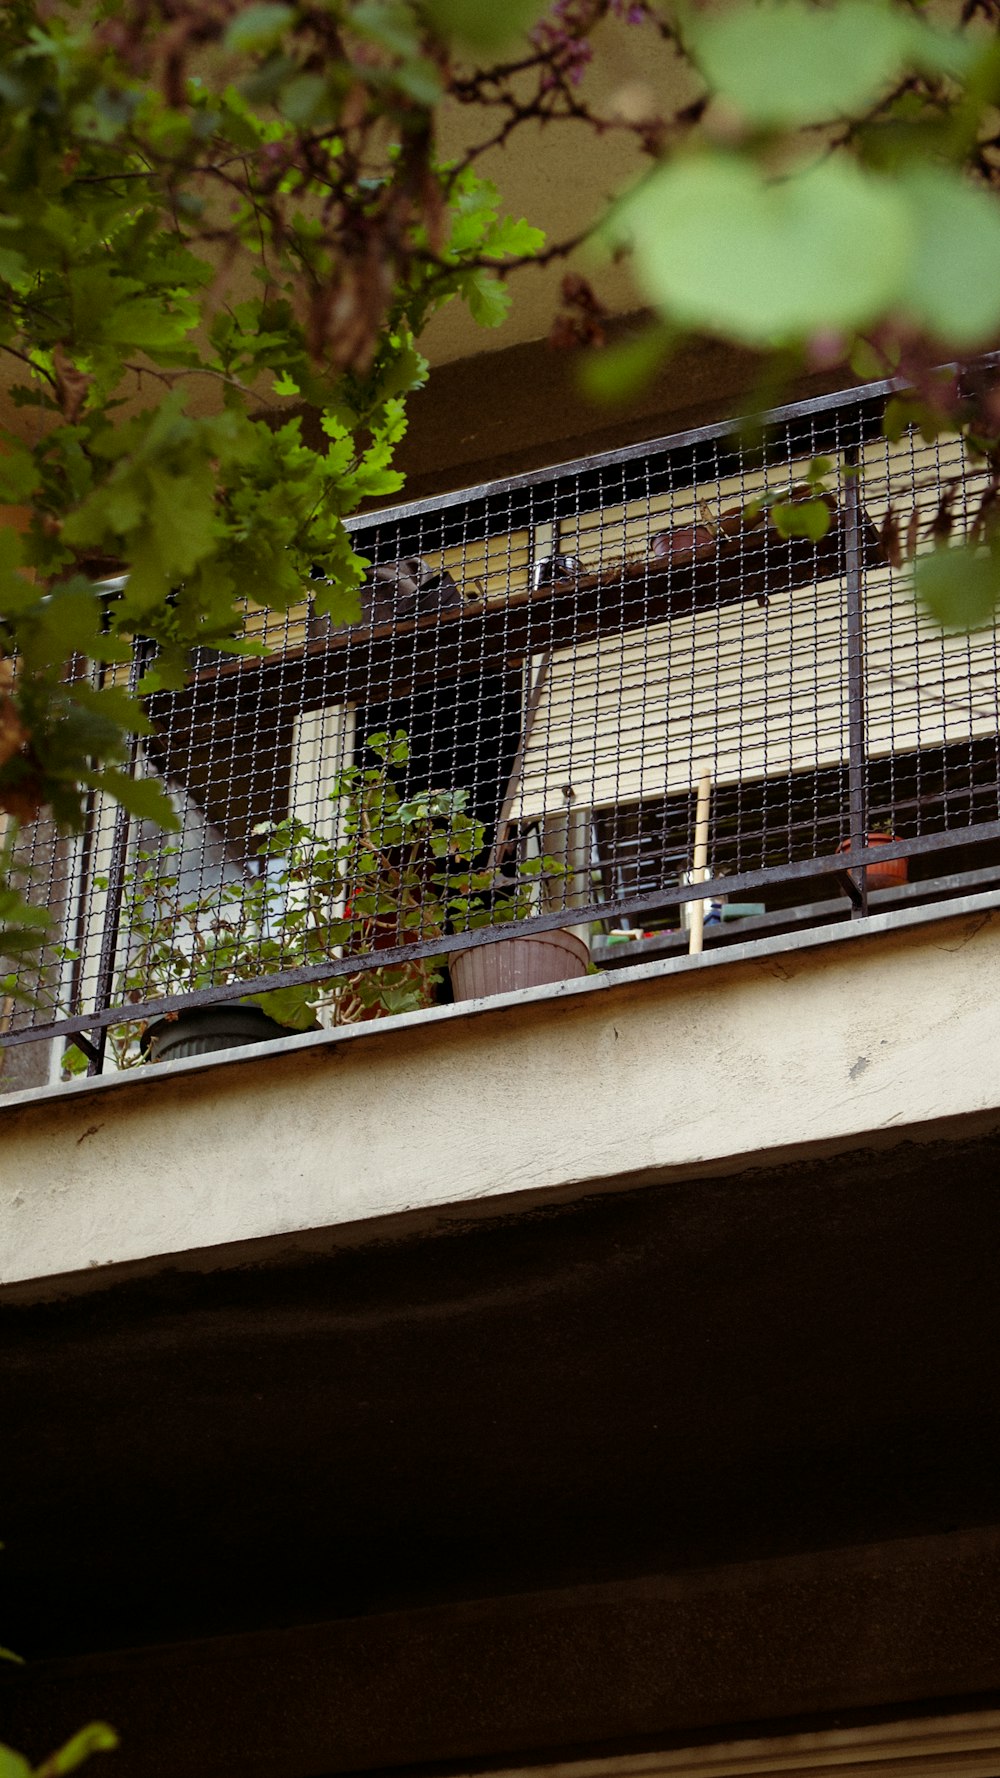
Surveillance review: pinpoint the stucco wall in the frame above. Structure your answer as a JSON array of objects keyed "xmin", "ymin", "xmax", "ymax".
[{"xmin": 3, "ymin": 892, "xmax": 1000, "ymax": 1290}]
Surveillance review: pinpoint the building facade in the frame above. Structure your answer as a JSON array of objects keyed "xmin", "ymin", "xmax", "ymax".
[{"xmin": 3, "ymin": 68, "xmax": 1000, "ymax": 1774}]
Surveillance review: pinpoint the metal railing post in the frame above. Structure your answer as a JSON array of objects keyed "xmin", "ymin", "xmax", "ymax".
[
  {"xmin": 86, "ymin": 637, "xmax": 146, "ymax": 1075},
  {"xmin": 844, "ymin": 446, "xmax": 868, "ymax": 917}
]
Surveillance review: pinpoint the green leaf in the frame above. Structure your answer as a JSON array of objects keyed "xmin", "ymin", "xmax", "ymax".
[
  {"xmin": 311, "ymin": 569, "xmax": 364, "ymax": 627},
  {"xmin": 0, "ymin": 1645, "xmax": 24, "ymax": 1665},
  {"xmin": 902, "ymin": 13, "xmax": 980, "ymax": 81},
  {"xmin": 851, "ymin": 337, "xmax": 891, "ymax": 382},
  {"xmin": 422, "ymin": 0, "xmax": 547, "ymax": 49},
  {"xmin": 278, "ymin": 73, "xmax": 330, "ymax": 126},
  {"xmin": 915, "ymin": 544, "xmax": 1000, "ymax": 631},
  {"xmin": 60, "ymin": 1044, "xmax": 92, "ymax": 1077},
  {"xmin": 136, "ymin": 653, "xmax": 189, "ymax": 695},
  {"xmin": 0, "ymin": 247, "xmax": 27, "ymax": 284},
  {"xmin": 224, "ymin": 3, "xmax": 293, "ymax": 52},
  {"xmin": 481, "ymin": 214, "xmax": 545, "ymax": 259},
  {"xmin": 27, "ymin": 580, "xmax": 109, "ymax": 662},
  {"xmin": 460, "ymin": 269, "xmax": 509, "ymax": 329},
  {"xmin": 394, "ymin": 57, "xmax": 445, "ymax": 106},
  {"xmin": 34, "ymin": 1724, "xmax": 119, "ymax": 1777},
  {"xmin": 102, "ymin": 298, "xmax": 195, "ymax": 350},
  {"xmin": 896, "ymin": 165, "xmax": 1000, "ymax": 348},
  {"xmin": 693, "ymin": 1, "xmax": 915, "ymax": 129},
  {"xmin": 246, "ymin": 983, "xmax": 320, "ymax": 1029},
  {"xmin": 351, "ymin": 0, "xmax": 424, "ymax": 59},
  {"xmin": 83, "ymin": 770, "xmax": 180, "ymax": 830},
  {"xmin": 771, "ymin": 497, "xmax": 832, "ymax": 541},
  {"xmin": 606, "ymin": 152, "xmax": 909, "ymax": 345},
  {"xmin": 806, "ymin": 457, "xmax": 834, "ymax": 486},
  {"xmin": 0, "ymin": 927, "xmax": 51, "ymax": 963},
  {"xmin": 884, "ymin": 395, "xmax": 918, "ymax": 443},
  {"xmin": 0, "ymin": 1746, "xmax": 31, "ymax": 1778},
  {"xmin": 146, "ymin": 461, "xmax": 217, "ymax": 577},
  {"xmin": 0, "ymin": 441, "xmax": 39, "ymax": 504},
  {"xmin": 577, "ymin": 325, "xmax": 673, "ymax": 404}
]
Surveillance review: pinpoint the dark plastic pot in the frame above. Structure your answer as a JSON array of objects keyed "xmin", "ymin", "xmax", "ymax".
[
  {"xmin": 141, "ymin": 1005, "xmax": 293, "ymax": 1065},
  {"xmin": 449, "ymin": 927, "xmax": 590, "ymax": 1002}
]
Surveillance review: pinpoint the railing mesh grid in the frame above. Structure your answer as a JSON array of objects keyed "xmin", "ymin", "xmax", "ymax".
[{"xmin": 5, "ymin": 381, "xmax": 1000, "ymax": 1074}]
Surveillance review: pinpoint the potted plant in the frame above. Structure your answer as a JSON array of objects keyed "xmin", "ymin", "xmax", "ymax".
[
  {"xmin": 64, "ymin": 728, "xmax": 582, "ymax": 1067},
  {"xmin": 837, "ymin": 821, "xmax": 909, "ymax": 894},
  {"xmin": 322, "ymin": 729, "xmax": 583, "ymax": 1007},
  {"xmin": 63, "ymin": 732, "xmax": 453, "ymax": 1066},
  {"xmin": 75, "ymin": 847, "xmax": 330, "ymax": 1068},
  {"xmin": 443, "ymin": 833, "xmax": 586, "ymax": 1002},
  {"xmin": 446, "ymin": 889, "xmax": 589, "ymax": 1002},
  {"xmin": 271, "ymin": 728, "xmax": 583, "ymax": 1010},
  {"xmin": 447, "ymin": 925, "xmax": 589, "ymax": 1001}
]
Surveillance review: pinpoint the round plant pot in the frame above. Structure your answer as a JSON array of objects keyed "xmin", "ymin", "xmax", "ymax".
[
  {"xmin": 141, "ymin": 1004, "xmax": 293, "ymax": 1065},
  {"xmin": 838, "ymin": 832, "xmax": 909, "ymax": 893},
  {"xmin": 449, "ymin": 927, "xmax": 590, "ymax": 1003}
]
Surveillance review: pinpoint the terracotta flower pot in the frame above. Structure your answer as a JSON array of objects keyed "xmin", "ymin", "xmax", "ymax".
[
  {"xmin": 838, "ymin": 832, "xmax": 909, "ymax": 893},
  {"xmin": 652, "ymin": 523, "xmax": 714, "ymax": 559},
  {"xmin": 449, "ymin": 926, "xmax": 590, "ymax": 1002}
]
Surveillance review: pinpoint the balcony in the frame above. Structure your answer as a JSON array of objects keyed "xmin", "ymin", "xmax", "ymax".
[{"xmin": 4, "ymin": 376, "xmax": 1000, "ymax": 1079}]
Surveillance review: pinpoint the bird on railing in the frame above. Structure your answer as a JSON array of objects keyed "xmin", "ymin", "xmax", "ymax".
[
  {"xmin": 309, "ymin": 556, "xmax": 463, "ymax": 628},
  {"xmin": 362, "ymin": 557, "xmax": 463, "ymax": 624}
]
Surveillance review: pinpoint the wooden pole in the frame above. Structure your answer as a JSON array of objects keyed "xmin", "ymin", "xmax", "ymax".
[{"xmin": 688, "ymin": 768, "xmax": 712, "ymax": 956}]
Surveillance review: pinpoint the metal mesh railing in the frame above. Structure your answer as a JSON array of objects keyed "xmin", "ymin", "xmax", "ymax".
[{"xmin": 5, "ymin": 377, "xmax": 1000, "ymax": 1075}]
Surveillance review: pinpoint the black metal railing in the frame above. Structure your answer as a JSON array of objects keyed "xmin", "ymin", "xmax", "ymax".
[{"xmin": 5, "ymin": 375, "xmax": 1000, "ymax": 1076}]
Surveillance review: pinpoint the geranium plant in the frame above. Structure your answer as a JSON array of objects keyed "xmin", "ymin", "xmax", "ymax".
[{"xmin": 68, "ymin": 729, "xmax": 561, "ymax": 1068}]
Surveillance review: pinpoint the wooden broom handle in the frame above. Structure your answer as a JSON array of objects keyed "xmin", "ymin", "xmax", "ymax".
[{"xmin": 688, "ymin": 768, "xmax": 712, "ymax": 956}]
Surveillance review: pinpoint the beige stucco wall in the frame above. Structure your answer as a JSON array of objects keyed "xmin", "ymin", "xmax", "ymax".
[{"xmin": 3, "ymin": 891, "xmax": 1000, "ymax": 1291}]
